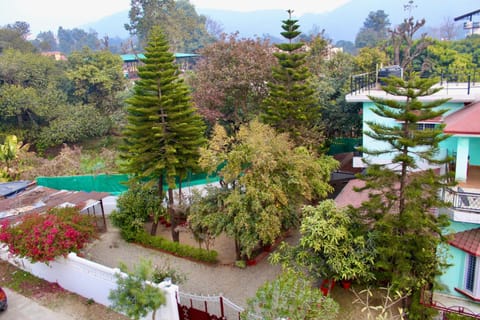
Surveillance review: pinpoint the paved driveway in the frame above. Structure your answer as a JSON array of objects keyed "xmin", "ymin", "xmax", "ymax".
[{"xmin": 1, "ymin": 288, "xmax": 73, "ymax": 320}]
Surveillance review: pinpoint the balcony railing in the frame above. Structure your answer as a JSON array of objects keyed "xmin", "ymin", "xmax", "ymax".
[
  {"xmin": 442, "ymin": 188, "xmax": 480, "ymax": 213},
  {"xmin": 349, "ymin": 68, "xmax": 480, "ymax": 95},
  {"xmin": 420, "ymin": 287, "xmax": 480, "ymax": 319}
]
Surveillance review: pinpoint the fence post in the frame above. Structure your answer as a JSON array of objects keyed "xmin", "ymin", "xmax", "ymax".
[
  {"xmin": 468, "ymin": 74, "xmax": 471, "ymax": 95},
  {"xmin": 220, "ymin": 296, "xmax": 225, "ymax": 318}
]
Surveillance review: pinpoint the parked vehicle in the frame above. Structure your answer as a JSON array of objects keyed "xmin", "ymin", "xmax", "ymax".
[{"xmin": 0, "ymin": 287, "xmax": 7, "ymax": 311}]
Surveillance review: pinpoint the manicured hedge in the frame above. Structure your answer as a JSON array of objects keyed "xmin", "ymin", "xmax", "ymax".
[{"xmin": 133, "ymin": 231, "xmax": 218, "ymax": 264}]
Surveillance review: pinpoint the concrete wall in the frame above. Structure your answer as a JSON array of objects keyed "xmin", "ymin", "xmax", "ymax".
[{"xmin": 0, "ymin": 248, "xmax": 179, "ymax": 320}]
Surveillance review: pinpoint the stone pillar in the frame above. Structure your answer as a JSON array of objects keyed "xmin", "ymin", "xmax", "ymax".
[{"xmin": 455, "ymin": 137, "xmax": 470, "ymax": 182}]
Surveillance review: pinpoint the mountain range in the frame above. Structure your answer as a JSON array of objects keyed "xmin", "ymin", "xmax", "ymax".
[{"xmin": 83, "ymin": 0, "xmax": 478, "ymax": 42}]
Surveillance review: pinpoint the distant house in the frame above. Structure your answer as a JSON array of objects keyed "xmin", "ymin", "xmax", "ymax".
[
  {"xmin": 345, "ymin": 69, "xmax": 480, "ymax": 317},
  {"xmin": 454, "ymin": 9, "xmax": 480, "ymax": 37},
  {"xmin": 120, "ymin": 52, "xmax": 200, "ymax": 80},
  {"xmin": 40, "ymin": 51, "xmax": 67, "ymax": 61}
]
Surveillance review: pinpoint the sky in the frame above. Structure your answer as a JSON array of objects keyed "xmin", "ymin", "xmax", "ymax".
[{"xmin": 0, "ymin": 0, "xmax": 351, "ymax": 37}]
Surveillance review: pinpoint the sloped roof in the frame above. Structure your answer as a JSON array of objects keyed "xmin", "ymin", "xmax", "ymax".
[
  {"xmin": 0, "ymin": 181, "xmax": 32, "ymax": 198},
  {"xmin": 444, "ymin": 101, "xmax": 480, "ymax": 135},
  {"xmin": 0, "ymin": 185, "xmax": 109, "ymax": 221},
  {"xmin": 334, "ymin": 179, "xmax": 368, "ymax": 208},
  {"xmin": 450, "ymin": 228, "xmax": 480, "ymax": 256}
]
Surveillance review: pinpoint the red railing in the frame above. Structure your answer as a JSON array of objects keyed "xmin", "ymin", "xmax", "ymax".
[{"xmin": 420, "ymin": 287, "xmax": 480, "ymax": 319}]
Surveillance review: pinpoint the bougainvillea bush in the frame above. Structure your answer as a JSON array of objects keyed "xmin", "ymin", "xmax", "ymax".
[{"xmin": 0, "ymin": 207, "xmax": 97, "ymax": 263}]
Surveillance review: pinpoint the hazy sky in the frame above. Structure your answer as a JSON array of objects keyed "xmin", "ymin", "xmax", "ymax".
[{"xmin": 0, "ymin": 0, "xmax": 351, "ymax": 37}]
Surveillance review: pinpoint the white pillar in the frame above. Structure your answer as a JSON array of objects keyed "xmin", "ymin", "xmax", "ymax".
[{"xmin": 455, "ymin": 137, "xmax": 470, "ymax": 182}]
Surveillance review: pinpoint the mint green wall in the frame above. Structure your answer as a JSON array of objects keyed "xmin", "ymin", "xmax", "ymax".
[
  {"xmin": 470, "ymin": 138, "xmax": 480, "ymax": 165},
  {"xmin": 362, "ymin": 101, "xmax": 468, "ymax": 164},
  {"xmin": 438, "ymin": 221, "xmax": 480, "ymax": 298}
]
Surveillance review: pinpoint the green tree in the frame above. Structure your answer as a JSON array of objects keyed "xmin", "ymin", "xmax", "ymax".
[
  {"xmin": 355, "ymin": 10, "xmax": 391, "ymax": 48},
  {"xmin": 272, "ymin": 200, "xmax": 374, "ymax": 283},
  {"xmin": 262, "ymin": 11, "xmax": 323, "ymax": 148},
  {"xmin": 242, "ymin": 269, "xmax": 339, "ymax": 320},
  {"xmin": 125, "ymin": 0, "xmax": 213, "ymax": 52},
  {"xmin": 109, "ymin": 259, "xmax": 166, "ymax": 320},
  {"xmin": 0, "ymin": 22, "xmax": 35, "ymax": 53},
  {"xmin": 356, "ymin": 76, "xmax": 452, "ymax": 316},
  {"xmin": 32, "ymin": 31, "xmax": 58, "ymax": 52},
  {"xmin": 66, "ymin": 47, "xmax": 126, "ymax": 114},
  {"xmin": 120, "ymin": 26, "xmax": 206, "ymax": 241},
  {"xmin": 192, "ymin": 120, "xmax": 337, "ymax": 259},
  {"xmin": 57, "ymin": 27, "xmax": 100, "ymax": 54},
  {"xmin": 190, "ymin": 33, "xmax": 275, "ymax": 129},
  {"xmin": 354, "ymin": 47, "xmax": 389, "ymax": 73}
]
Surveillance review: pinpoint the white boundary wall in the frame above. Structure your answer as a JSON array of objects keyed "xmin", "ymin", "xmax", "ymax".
[{"xmin": 0, "ymin": 247, "xmax": 179, "ymax": 320}]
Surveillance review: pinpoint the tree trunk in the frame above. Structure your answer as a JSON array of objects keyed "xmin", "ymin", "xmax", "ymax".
[
  {"xmin": 150, "ymin": 176, "xmax": 164, "ymax": 236},
  {"xmin": 169, "ymin": 188, "xmax": 179, "ymax": 242},
  {"xmin": 235, "ymin": 238, "xmax": 241, "ymax": 261}
]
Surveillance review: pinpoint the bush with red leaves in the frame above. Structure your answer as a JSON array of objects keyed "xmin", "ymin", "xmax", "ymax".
[{"xmin": 0, "ymin": 207, "xmax": 97, "ymax": 263}]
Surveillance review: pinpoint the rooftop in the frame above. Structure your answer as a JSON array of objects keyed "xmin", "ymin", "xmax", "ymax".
[
  {"xmin": 444, "ymin": 101, "xmax": 480, "ymax": 135},
  {"xmin": 449, "ymin": 227, "xmax": 480, "ymax": 256}
]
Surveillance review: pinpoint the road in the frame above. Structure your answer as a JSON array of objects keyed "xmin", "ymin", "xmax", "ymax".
[{"xmin": 0, "ymin": 288, "xmax": 73, "ymax": 320}]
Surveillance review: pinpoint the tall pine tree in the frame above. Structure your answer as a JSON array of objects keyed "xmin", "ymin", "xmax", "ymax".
[
  {"xmin": 262, "ymin": 10, "xmax": 323, "ymax": 148},
  {"xmin": 121, "ymin": 26, "xmax": 206, "ymax": 241},
  {"xmin": 357, "ymin": 76, "xmax": 453, "ymax": 317}
]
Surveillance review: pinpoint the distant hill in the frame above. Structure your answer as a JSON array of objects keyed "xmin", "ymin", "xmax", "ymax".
[{"xmin": 83, "ymin": 0, "xmax": 478, "ymax": 42}]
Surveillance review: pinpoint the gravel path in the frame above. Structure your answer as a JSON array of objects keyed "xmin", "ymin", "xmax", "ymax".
[{"xmin": 82, "ymin": 217, "xmax": 298, "ymax": 310}]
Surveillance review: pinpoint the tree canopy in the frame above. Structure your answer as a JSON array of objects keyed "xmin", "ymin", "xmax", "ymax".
[{"xmin": 191, "ymin": 120, "xmax": 337, "ymax": 259}]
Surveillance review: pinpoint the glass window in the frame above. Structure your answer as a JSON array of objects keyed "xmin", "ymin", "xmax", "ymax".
[{"xmin": 466, "ymin": 254, "xmax": 476, "ymax": 292}]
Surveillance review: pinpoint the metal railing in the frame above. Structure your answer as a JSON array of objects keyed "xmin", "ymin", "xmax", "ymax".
[
  {"xmin": 350, "ymin": 71, "xmax": 377, "ymax": 95},
  {"xmin": 349, "ymin": 69, "xmax": 480, "ymax": 95},
  {"xmin": 420, "ymin": 287, "xmax": 480, "ymax": 319},
  {"xmin": 442, "ymin": 188, "xmax": 480, "ymax": 213}
]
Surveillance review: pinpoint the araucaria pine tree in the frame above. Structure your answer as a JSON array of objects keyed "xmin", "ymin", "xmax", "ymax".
[
  {"xmin": 357, "ymin": 76, "xmax": 453, "ymax": 317},
  {"xmin": 121, "ymin": 26, "xmax": 206, "ymax": 242},
  {"xmin": 262, "ymin": 10, "xmax": 323, "ymax": 148}
]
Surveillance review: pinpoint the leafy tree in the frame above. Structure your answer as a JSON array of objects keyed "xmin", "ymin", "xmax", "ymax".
[
  {"xmin": 66, "ymin": 48, "xmax": 126, "ymax": 114},
  {"xmin": 355, "ymin": 10, "xmax": 391, "ymax": 48},
  {"xmin": 125, "ymin": 0, "xmax": 213, "ymax": 52},
  {"xmin": 335, "ymin": 40, "xmax": 356, "ymax": 55},
  {"xmin": 120, "ymin": 26, "xmax": 206, "ymax": 241},
  {"xmin": 36, "ymin": 104, "xmax": 111, "ymax": 151},
  {"xmin": 305, "ymin": 38, "xmax": 361, "ymax": 139},
  {"xmin": 110, "ymin": 183, "xmax": 164, "ymax": 241},
  {"xmin": 354, "ymin": 47, "xmax": 389, "ymax": 73},
  {"xmin": 190, "ymin": 33, "xmax": 275, "ymax": 128},
  {"xmin": 271, "ymin": 200, "xmax": 374, "ymax": 282},
  {"xmin": 0, "ymin": 207, "xmax": 97, "ymax": 263},
  {"xmin": 242, "ymin": 269, "xmax": 339, "ymax": 320},
  {"xmin": 262, "ymin": 11, "xmax": 323, "ymax": 148},
  {"xmin": 109, "ymin": 259, "xmax": 166, "ymax": 320},
  {"xmin": 32, "ymin": 31, "xmax": 58, "ymax": 52},
  {"xmin": 0, "ymin": 22, "xmax": 35, "ymax": 53},
  {"xmin": 355, "ymin": 76, "xmax": 453, "ymax": 316},
  {"xmin": 192, "ymin": 120, "xmax": 337, "ymax": 259},
  {"xmin": 57, "ymin": 27, "xmax": 100, "ymax": 54},
  {"xmin": 425, "ymin": 40, "xmax": 473, "ymax": 75}
]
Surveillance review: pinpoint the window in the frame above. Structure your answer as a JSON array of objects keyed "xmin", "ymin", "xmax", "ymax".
[
  {"xmin": 466, "ymin": 254, "xmax": 477, "ymax": 292},
  {"xmin": 416, "ymin": 123, "xmax": 436, "ymax": 131}
]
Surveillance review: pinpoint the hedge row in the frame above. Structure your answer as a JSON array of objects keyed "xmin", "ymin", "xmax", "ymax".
[{"xmin": 132, "ymin": 231, "xmax": 218, "ymax": 264}]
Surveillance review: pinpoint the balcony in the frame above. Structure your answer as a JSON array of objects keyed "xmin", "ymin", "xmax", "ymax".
[{"xmin": 421, "ymin": 288, "xmax": 480, "ymax": 318}]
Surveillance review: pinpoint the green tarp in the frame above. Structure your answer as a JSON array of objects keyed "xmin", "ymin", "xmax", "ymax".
[{"xmin": 36, "ymin": 173, "xmax": 220, "ymax": 195}]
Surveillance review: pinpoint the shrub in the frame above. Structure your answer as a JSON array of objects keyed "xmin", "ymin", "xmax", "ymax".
[
  {"xmin": 110, "ymin": 183, "xmax": 163, "ymax": 239},
  {"xmin": 133, "ymin": 231, "xmax": 218, "ymax": 264},
  {"xmin": 0, "ymin": 207, "xmax": 97, "ymax": 263}
]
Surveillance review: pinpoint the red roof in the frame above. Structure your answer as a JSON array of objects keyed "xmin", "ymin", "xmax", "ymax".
[
  {"xmin": 444, "ymin": 101, "xmax": 480, "ymax": 135},
  {"xmin": 450, "ymin": 228, "xmax": 480, "ymax": 256},
  {"xmin": 334, "ymin": 179, "xmax": 368, "ymax": 208}
]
